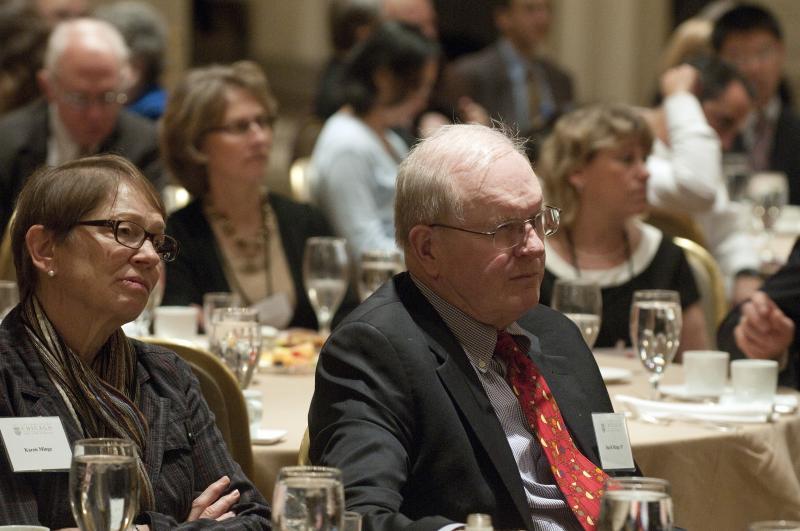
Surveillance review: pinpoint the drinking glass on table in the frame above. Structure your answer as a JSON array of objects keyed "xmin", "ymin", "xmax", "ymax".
[
  {"xmin": 358, "ymin": 249, "xmax": 403, "ymax": 302},
  {"xmin": 551, "ymin": 279, "xmax": 602, "ymax": 348},
  {"xmin": 303, "ymin": 237, "xmax": 349, "ymax": 336},
  {"xmin": 210, "ymin": 307, "xmax": 262, "ymax": 388},
  {"xmin": 0, "ymin": 280, "xmax": 19, "ymax": 323},
  {"xmin": 747, "ymin": 172, "xmax": 789, "ymax": 264},
  {"xmin": 202, "ymin": 291, "xmax": 242, "ymax": 333},
  {"xmin": 630, "ymin": 289, "xmax": 682, "ymax": 399},
  {"xmin": 598, "ymin": 476, "xmax": 673, "ymax": 531},
  {"xmin": 69, "ymin": 438, "xmax": 139, "ymax": 531},
  {"xmin": 272, "ymin": 466, "xmax": 345, "ymax": 531}
]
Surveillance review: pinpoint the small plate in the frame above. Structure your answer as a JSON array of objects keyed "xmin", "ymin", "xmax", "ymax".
[
  {"xmin": 252, "ymin": 428, "xmax": 287, "ymax": 445},
  {"xmin": 599, "ymin": 367, "xmax": 633, "ymax": 384},
  {"xmin": 659, "ymin": 384, "xmax": 729, "ymax": 401}
]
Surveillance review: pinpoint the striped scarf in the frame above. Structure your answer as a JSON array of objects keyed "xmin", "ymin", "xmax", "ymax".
[{"xmin": 20, "ymin": 296, "xmax": 155, "ymax": 511}]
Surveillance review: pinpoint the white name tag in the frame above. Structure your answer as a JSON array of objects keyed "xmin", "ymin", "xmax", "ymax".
[
  {"xmin": 591, "ymin": 412, "xmax": 635, "ymax": 472},
  {"xmin": 0, "ymin": 417, "xmax": 72, "ymax": 472}
]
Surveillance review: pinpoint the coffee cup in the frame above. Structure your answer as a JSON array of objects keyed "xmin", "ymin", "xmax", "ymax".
[
  {"xmin": 731, "ymin": 359, "xmax": 778, "ymax": 403},
  {"xmin": 153, "ymin": 306, "xmax": 198, "ymax": 339},
  {"xmin": 683, "ymin": 350, "xmax": 729, "ymax": 396}
]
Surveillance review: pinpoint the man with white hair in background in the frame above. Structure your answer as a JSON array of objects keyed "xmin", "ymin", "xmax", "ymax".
[{"xmin": 0, "ymin": 17, "xmax": 162, "ymax": 239}]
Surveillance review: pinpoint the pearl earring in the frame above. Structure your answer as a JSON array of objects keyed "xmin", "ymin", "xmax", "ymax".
[{"xmin": 47, "ymin": 270, "xmax": 55, "ymax": 278}]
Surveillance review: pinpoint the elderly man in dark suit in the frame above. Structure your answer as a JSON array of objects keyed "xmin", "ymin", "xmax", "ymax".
[
  {"xmin": 442, "ymin": 0, "xmax": 573, "ymax": 142},
  {"xmin": 309, "ymin": 124, "xmax": 616, "ymax": 531},
  {"xmin": 0, "ymin": 17, "xmax": 162, "ymax": 238}
]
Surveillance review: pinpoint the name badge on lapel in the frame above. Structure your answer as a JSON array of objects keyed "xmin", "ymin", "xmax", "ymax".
[
  {"xmin": 591, "ymin": 412, "xmax": 635, "ymax": 472},
  {"xmin": 0, "ymin": 416, "xmax": 72, "ymax": 472}
]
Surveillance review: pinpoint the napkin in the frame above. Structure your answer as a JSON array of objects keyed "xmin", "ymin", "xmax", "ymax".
[{"xmin": 616, "ymin": 394, "xmax": 776, "ymax": 424}]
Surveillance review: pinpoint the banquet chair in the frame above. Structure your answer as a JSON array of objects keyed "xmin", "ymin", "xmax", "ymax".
[
  {"xmin": 0, "ymin": 212, "xmax": 16, "ymax": 281},
  {"xmin": 142, "ymin": 337, "xmax": 254, "ymax": 478},
  {"xmin": 298, "ymin": 427, "xmax": 311, "ymax": 465},
  {"xmin": 289, "ymin": 157, "xmax": 316, "ymax": 204},
  {"xmin": 672, "ymin": 236, "xmax": 728, "ymax": 347},
  {"xmin": 645, "ymin": 207, "xmax": 707, "ymax": 249}
]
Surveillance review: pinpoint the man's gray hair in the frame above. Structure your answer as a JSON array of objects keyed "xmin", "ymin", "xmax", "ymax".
[
  {"xmin": 43, "ymin": 17, "xmax": 130, "ymax": 75},
  {"xmin": 394, "ymin": 123, "xmax": 528, "ymax": 251}
]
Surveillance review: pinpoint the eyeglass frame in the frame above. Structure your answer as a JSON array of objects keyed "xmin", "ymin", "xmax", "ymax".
[
  {"xmin": 205, "ymin": 114, "xmax": 275, "ymax": 136},
  {"xmin": 429, "ymin": 205, "xmax": 561, "ymax": 250},
  {"xmin": 74, "ymin": 219, "xmax": 180, "ymax": 262}
]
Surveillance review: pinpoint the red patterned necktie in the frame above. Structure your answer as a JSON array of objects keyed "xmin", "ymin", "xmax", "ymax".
[{"xmin": 494, "ymin": 331, "xmax": 607, "ymax": 531}]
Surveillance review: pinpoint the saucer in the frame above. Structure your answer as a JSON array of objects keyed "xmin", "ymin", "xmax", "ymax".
[
  {"xmin": 659, "ymin": 383, "xmax": 729, "ymax": 401},
  {"xmin": 599, "ymin": 367, "xmax": 633, "ymax": 384},
  {"xmin": 251, "ymin": 428, "xmax": 287, "ymax": 445}
]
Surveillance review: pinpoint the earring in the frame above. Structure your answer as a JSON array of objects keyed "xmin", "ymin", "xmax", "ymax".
[{"xmin": 47, "ymin": 270, "xmax": 55, "ymax": 278}]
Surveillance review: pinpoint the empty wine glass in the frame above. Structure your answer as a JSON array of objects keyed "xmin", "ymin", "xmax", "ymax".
[
  {"xmin": 598, "ymin": 477, "xmax": 673, "ymax": 530},
  {"xmin": 630, "ymin": 290, "xmax": 682, "ymax": 399},
  {"xmin": 272, "ymin": 465, "xmax": 345, "ymax": 531},
  {"xmin": 210, "ymin": 307, "xmax": 262, "ymax": 388},
  {"xmin": 202, "ymin": 291, "xmax": 241, "ymax": 333},
  {"xmin": 551, "ymin": 279, "xmax": 602, "ymax": 349},
  {"xmin": 70, "ymin": 438, "xmax": 139, "ymax": 531},
  {"xmin": 0, "ymin": 280, "xmax": 19, "ymax": 323},
  {"xmin": 747, "ymin": 172, "xmax": 789, "ymax": 265},
  {"xmin": 358, "ymin": 249, "xmax": 403, "ymax": 302},
  {"xmin": 303, "ymin": 237, "xmax": 349, "ymax": 336}
]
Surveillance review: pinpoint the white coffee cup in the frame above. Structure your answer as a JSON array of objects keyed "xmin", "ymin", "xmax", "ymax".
[
  {"xmin": 731, "ymin": 359, "xmax": 779, "ymax": 403},
  {"xmin": 0, "ymin": 526, "xmax": 50, "ymax": 531},
  {"xmin": 683, "ymin": 350, "xmax": 729, "ymax": 396},
  {"xmin": 153, "ymin": 306, "xmax": 198, "ymax": 339}
]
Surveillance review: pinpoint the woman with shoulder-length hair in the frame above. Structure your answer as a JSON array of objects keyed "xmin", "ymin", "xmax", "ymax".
[
  {"xmin": 0, "ymin": 154, "xmax": 269, "ymax": 528},
  {"xmin": 537, "ymin": 104, "xmax": 709, "ymax": 352}
]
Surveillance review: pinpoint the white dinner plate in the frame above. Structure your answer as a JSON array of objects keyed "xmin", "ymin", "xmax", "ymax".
[
  {"xmin": 252, "ymin": 429, "xmax": 287, "ymax": 445},
  {"xmin": 659, "ymin": 384, "xmax": 730, "ymax": 401},
  {"xmin": 599, "ymin": 367, "xmax": 633, "ymax": 384}
]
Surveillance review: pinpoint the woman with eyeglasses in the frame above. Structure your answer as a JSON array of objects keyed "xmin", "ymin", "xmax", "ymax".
[
  {"xmin": 0, "ymin": 155, "xmax": 269, "ymax": 527},
  {"xmin": 161, "ymin": 61, "xmax": 350, "ymax": 330},
  {"xmin": 537, "ymin": 104, "xmax": 709, "ymax": 352}
]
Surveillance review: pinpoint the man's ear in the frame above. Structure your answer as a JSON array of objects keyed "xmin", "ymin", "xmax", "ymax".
[
  {"xmin": 25, "ymin": 225, "xmax": 58, "ymax": 276},
  {"xmin": 407, "ymin": 224, "xmax": 441, "ymax": 278},
  {"xmin": 567, "ymin": 167, "xmax": 586, "ymax": 193}
]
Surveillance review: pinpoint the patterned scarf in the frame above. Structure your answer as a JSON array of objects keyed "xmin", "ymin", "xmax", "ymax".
[{"xmin": 20, "ymin": 296, "xmax": 155, "ymax": 511}]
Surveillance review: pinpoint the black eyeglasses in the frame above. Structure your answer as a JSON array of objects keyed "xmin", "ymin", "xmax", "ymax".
[
  {"xmin": 75, "ymin": 219, "xmax": 180, "ymax": 262},
  {"xmin": 207, "ymin": 114, "xmax": 274, "ymax": 135},
  {"xmin": 430, "ymin": 205, "xmax": 561, "ymax": 250}
]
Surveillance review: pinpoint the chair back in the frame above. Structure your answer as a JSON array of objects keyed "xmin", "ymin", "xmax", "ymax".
[
  {"xmin": 289, "ymin": 157, "xmax": 316, "ymax": 204},
  {"xmin": 0, "ymin": 212, "xmax": 16, "ymax": 281},
  {"xmin": 298, "ymin": 427, "xmax": 311, "ymax": 465},
  {"xmin": 672, "ymin": 236, "xmax": 728, "ymax": 347},
  {"xmin": 645, "ymin": 208, "xmax": 707, "ymax": 248},
  {"xmin": 142, "ymin": 338, "xmax": 254, "ymax": 478}
]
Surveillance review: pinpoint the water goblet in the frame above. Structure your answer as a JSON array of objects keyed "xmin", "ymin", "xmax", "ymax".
[
  {"xmin": 358, "ymin": 249, "xmax": 403, "ymax": 302},
  {"xmin": 551, "ymin": 279, "xmax": 602, "ymax": 348},
  {"xmin": 303, "ymin": 237, "xmax": 349, "ymax": 336},
  {"xmin": 630, "ymin": 290, "xmax": 682, "ymax": 399},
  {"xmin": 0, "ymin": 280, "xmax": 19, "ymax": 323},
  {"xmin": 210, "ymin": 307, "xmax": 262, "ymax": 388},
  {"xmin": 747, "ymin": 172, "xmax": 789, "ymax": 265},
  {"xmin": 202, "ymin": 291, "xmax": 242, "ymax": 333},
  {"xmin": 272, "ymin": 465, "xmax": 345, "ymax": 531},
  {"xmin": 69, "ymin": 438, "xmax": 139, "ymax": 531},
  {"xmin": 598, "ymin": 476, "xmax": 673, "ymax": 530}
]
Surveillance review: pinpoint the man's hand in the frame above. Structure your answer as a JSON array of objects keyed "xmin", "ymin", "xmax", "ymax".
[
  {"xmin": 734, "ymin": 291, "xmax": 795, "ymax": 360},
  {"xmin": 732, "ymin": 273, "xmax": 763, "ymax": 306},
  {"xmin": 660, "ymin": 64, "xmax": 699, "ymax": 97},
  {"xmin": 187, "ymin": 476, "xmax": 240, "ymax": 522}
]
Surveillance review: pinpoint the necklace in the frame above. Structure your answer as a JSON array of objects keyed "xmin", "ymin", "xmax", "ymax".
[{"xmin": 564, "ymin": 227, "xmax": 635, "ymax": 280}]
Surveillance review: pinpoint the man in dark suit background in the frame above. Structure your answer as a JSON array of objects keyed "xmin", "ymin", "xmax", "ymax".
[
  {"xmin": 0, "ymin": 17, "xmax": 163, "ymax": 238},
  {"xmin": 441, "ymin": 0, "xmax": 573, "ymax": 147},
  {"xmin": 712, "ymin": 3, "xmax": 800, "ymax": 205},
  {"xmin": 308, "ymin": 123, "xmax": 614, "ymax": 531}
]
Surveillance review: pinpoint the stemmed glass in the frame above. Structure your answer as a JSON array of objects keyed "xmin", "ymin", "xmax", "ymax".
[
  {"xmin": 69, "ymin": 438, "xmax": 139, "ymax": 531},
  {"xmin": 0, "ymin": 280, "xmax": 19, "ymax": 323},
  {"xmin": 747, "ymin": 172, "xmax": 789, "ymax": 265},
  {"xmin": 303, "ymin": 237, "xmax": 349, "ymax": 336},
  {"xmin": 202, "ymin": 291, "xmax": 241, "ymax": 334},
  {"xmin": 209, "ymin": 307, "xmax": 262, "ymax": 388},
  {"xmin": 272, "ymin": 465, "xmax": 345, "ymax": 531},
  {"xmin": 630, "ymin": 290, "xmax": 682, "ymax": 399},
  {"xmin": 358, "ymin": 249, "xmax": 403, "ymax": 302},
  {"xmin": 598, "ymin": 477, "xmax": 674, "ymax": 530},
  {"xmin": 551, "ymin": 279, "xmax": 602, "ymax": 349}
]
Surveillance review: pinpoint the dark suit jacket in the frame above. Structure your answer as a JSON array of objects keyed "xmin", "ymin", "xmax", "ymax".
[
  {"xmin": 164, "ymin": 194, "xmax": 355, "ymax": 330},
  {"xmin": 770, "ymin": 107, "xmax": 800, "ymax": 206},
  {"xmin": 718, "ymin": 237, "xmax": 800, "ymax": 388},
  {"xmin": 0, "ymin": 305, "xmax": 269, "ymax": 529},
  {"xmin": 0, "ymin": 99, "xmax": 164, "ymax": 238},
  {"xmin": 308, "ymin": 273, "xmax": 615, "ymax": 531}
]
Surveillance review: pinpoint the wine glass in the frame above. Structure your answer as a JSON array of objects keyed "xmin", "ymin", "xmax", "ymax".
[
  {"xmin": 598, "ymin": 477, "xmax": 673, "ymax": 530},
  {"xmin": 550, "ymin": 279, "xmax": 602, "ymax": 348},
  {"xmin": 210, "ymin": 307, "xmax": 262, "ymax": 388},
  {"xmin": 303, "ymin": 237, "xmax": 349, "ymax": 336},
  {"xmin": 202, "ymin": 291, "xmax": 241, "ymax": 334},
  {"xmin": 358, "ymin": 249, "xmax": 403, "ymax": 302},
  {"xmin": 630, "ymin": 290, "xmax": 682, "ymax": 399},
  {"xmin": 747, "ymin": 172, "xmax": 789, "ymax": 265},
  {"xmin": 272, "ymin": 465, "xmax": 345, "ymax": 531},
  {"xmin": 0, "ymin": 280, "xmax": 19, "ymax": 323},
  {"xmin": 69, "ymin": 438, "xmax": 139, "ymax": 531}
]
